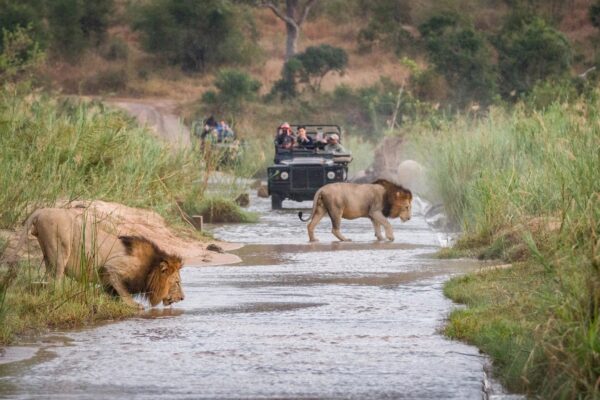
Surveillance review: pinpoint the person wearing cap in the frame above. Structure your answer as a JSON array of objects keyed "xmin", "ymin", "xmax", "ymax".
[
  {"xmin": 323, "ymin": 133, "xmax": 348, "ymax": 154},
  {"xmin": 276, "ymin": 122, "xmax": 295, "ymax": 149}
]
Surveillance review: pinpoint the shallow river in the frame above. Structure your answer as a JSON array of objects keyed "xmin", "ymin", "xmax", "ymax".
[{"xmin": 0, "ymin": 195, "xmax": 512, "ymax": 399}]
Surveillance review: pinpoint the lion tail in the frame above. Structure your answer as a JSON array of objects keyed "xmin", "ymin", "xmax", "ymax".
[
  {"xmin": 0, "ymin": 209, "xmax": 42, "ymax": 264},
  {"xmin": 298, "ymin": 211, "xmax": 310, "ymax": 222},
  {"xmin": 298, "ymin": 190, "xmax": 324, "ymax": 223}
]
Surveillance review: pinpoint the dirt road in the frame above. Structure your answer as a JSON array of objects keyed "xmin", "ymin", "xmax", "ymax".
[{"xmin": 109, "ymin": 98, "xmax": 191, "ymax": 148}]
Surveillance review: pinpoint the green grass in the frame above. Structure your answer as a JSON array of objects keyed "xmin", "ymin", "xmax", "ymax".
[
  {"xmin": 0, "ymin": 83, "xmax": 258, "ymax": 343},
  {"xmin": 409, "ymin": 93, "xmax": 600, "ymax": 399},
  {"xmin": 0, "ymin": 262, "xmax": 135, "ymax": 345}
]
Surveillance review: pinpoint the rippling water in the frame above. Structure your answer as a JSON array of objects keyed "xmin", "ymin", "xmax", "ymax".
[{"xmin": 0, "ymin": 195, "xmax": 510, "ymax": 399}]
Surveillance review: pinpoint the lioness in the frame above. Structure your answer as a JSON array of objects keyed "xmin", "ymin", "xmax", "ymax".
[
  {"xmin": 19, "ymin": 208, "xmax": 184, "ymax": 309},
  {"xmin": 298, "ymin": 180, "xmax": 412, "ymax": 242}
]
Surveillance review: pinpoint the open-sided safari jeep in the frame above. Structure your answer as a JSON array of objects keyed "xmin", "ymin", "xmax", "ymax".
[{"xmin": 267, "ymin": 124, "xmax": 352, "ymax": 209}]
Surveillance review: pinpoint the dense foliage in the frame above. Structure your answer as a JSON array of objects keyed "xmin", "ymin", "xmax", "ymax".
[
  {"xmin": 271, "ymin": 44, "xmax": 348, "ymax": 97},
  {"xmin": 133, "ymin": 0, "xmax": 258, "ymax": 71},
  {"xmin": 419, "ymin": 14, "xmax": 497, "ymax": 108}
]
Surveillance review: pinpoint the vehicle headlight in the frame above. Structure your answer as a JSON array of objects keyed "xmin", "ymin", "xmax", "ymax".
[
  {"xmin": 280, "ymin": 171, "xmax": 289, "ymax": 180},
  {"xmin": 327, "ymin": 171, "xmax": 336, "ymax": 180}
]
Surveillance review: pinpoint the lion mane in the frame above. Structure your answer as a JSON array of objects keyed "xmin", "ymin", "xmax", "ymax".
[
  {"xmin": 298, "ymin": 179, "xmax": 413, "ymax": 242},
  {"xmin": 372, "ymin": 179, "xmax": 413, "ymax": 218},
  {"xmin": 9, "ymin": 208, "xmax": 184, "ymax": 309}
]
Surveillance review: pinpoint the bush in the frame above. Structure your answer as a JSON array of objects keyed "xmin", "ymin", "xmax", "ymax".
[
  {"xmin": 204, "ymin": 69, "xmax": 261, "ymax": 112},
  {"xmin": 0, "ymin": 0, "xmax": 45, "ymax": 53},
  {"xmin": 495, "ymin": 14, "xmax": 572, "ymax": 98},
  {"xmin": 420, "ymin": 13, "xmax": 498, "ymax": 108},
  {"xmin": 133, "ymin": 0, "xmax": 258, "ymax": 72},
  {"xmin": 0, "ymin": 25, "xmax": 44, "ymax": 82},
  {"xmin": 357, "ymin": 0, "xmax": 414, "ymax": 55}
]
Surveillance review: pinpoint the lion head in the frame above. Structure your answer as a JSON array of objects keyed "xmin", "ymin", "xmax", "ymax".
[
  {"xmin": 145, "ymin": 253, "xmax": 184, "ymax": 307},
  {"xmin": 373, "ymin": 179, "xmax": 413, "ymax": 221}
]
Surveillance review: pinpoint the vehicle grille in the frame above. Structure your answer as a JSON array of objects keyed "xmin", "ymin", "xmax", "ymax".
[{"xmin": 291, "ymin": 167, "xmax": 324, "ymax": 189}]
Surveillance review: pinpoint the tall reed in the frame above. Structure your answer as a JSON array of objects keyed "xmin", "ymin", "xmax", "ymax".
[{"xmin": 409, "ymin": 94, "xmax": 600, "ymax": 398}]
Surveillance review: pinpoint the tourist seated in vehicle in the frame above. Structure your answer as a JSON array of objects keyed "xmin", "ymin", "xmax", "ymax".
[
  {"xmin": 217, "ymin": 120, "xmax": 235, "ymax": 142},
  {"xmin": 276, "ymin": 122, "xmax": 295, "ymax": 149},
  {"xmin": 295, "ymin": 126, "xmax": 314, "ymax": 149},
  {"xmin": 323, "ymin": 134, "xmax": 349, "ymax": 154}
]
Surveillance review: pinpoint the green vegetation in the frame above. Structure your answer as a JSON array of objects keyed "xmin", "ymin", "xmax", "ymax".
[
  {"xmin": 409, "ymin": 93, "xmax": 600, "ymax": 398},
  {"xmin": 184, "ymin": 197, "xmax": 258, "ymax": 224},
  {"xmin": 133, "ymin": 0, "xmax": 259, "ymax": 71},
  {"xmin": 0, "ymin": 262, "xmax": 134, "ymax": 345},
  {"xmin": 0, "ymin": 84, "xmax": 259, "ymax": 342},
  {"xmin": 495, "ymin": 13, "xmax": 572, "ymax": 98},
  {"xmin": 271, "ymin": 44, "xmax": 348, "ymax": 97},
  {"xmin": 202, "ymin": 68, "xmax": 262, "ymax": 114},
  {"xmin": 420, "ymin": 13, "xmax": 497, "ymax": 108}
]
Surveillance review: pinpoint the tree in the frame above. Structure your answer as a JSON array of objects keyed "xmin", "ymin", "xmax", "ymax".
[
  {"xmin": 420, "ymin": 14, "xmax": 497, "ymax": 108},
  {"xmin": 256, "ymin": 0, "xmax": 318, "ymax": 60},
  {"xmin": 294, "ymin": 44, "xmax": 348, "ymax": 91},
  {"xmin": 494, "ymin": 14, "xmax": 572, "ymax": 97},
  {"xmin": 270, "ymin": 44, "xmax": 347, "ymax": 98}
]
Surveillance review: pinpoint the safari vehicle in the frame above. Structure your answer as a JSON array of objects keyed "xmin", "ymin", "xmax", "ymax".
[{"xmin": 267, "ymin": 124, "xmax": 352, "ymax": 209}]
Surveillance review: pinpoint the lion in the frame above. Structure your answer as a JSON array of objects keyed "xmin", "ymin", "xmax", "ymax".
[
  {"xmin": 15, "ymin": 208, "xmax": 184, "ymax": 309},
  {"xmin": 298, "ymin": 179, "xmax": 412, "ymax": 242}
]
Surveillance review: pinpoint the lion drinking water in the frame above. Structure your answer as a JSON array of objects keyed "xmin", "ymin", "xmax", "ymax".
[
  {"xmin": 15, "ymin": 208, "xmax": 184, "ymax": 309},
  {"xmin": 298, "ymin": 180, "xmax": 413, "ymax": 242}
]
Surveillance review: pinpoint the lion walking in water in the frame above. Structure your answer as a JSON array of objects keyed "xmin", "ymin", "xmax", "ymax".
[{"xmin": 298, "ymin": 180, "xmax": 413, "ymax": 242}]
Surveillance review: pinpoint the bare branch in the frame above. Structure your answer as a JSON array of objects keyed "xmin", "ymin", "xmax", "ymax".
[
  {"xmin": 297, "ymin": 0, "xmax": 317, "ymax": 26},
  {"xmin": 260, "ymin": 1, "xmax": 299, "ymax": 29}
]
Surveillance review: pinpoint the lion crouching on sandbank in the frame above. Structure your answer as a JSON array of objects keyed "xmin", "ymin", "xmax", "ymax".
[
  {"xmin": 298, "ymin": 180, "xmax": 413, "ymax": 242},
  {"xmin": 16, "ymin": 208, "xmax": 184, "ymax": 309}
]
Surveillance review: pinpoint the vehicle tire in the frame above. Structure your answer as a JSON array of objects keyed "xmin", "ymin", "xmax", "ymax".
[{"xmin": 271, "ymin": 193, "xmax": 283, "ymax": 210}]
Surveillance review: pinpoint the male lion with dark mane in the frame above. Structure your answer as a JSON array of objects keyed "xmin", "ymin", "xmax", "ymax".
[
  {"xmin": 16, "ymin": 208, "xmax": 184, "ymax": 309},
  {"xmin": 298, "ymin": 180, "xmax": 412, "ymax": 242}
]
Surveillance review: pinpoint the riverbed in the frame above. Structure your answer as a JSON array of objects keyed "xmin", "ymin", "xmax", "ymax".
[{"xmin": 0, "ymin": 195, "xmax": 512, "ymax": 399}]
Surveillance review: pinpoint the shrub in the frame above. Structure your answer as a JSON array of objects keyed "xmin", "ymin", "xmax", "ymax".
[
  {"xmin": 133, "ymin": 0, "xmax": 258, "ymax": 72},
  {"xmin": 0, "ymin": 25, "xmax": 44, "ymax": 82},
  {"xmin": 357, "ymin": 0, "xmax": 414, "ymax": 55},
  {"xmin": 419, "ymin": 13, "xmax": 498, "ymax": 108},
  {"xmin": 205, "ymin": 69, "xmax": 261, "ymax": 112},
  {"xmin": 0, "ymin": 0, "xmax": 45, "ymax": 53},
  {"xmin": 494, "ymin": 14, "xmax": 572, "ymax": 98}
]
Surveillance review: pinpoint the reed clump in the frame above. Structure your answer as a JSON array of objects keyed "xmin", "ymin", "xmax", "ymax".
[{"xmin": 410, "ymin": 93, "xmax": 600, "ymax": 398}]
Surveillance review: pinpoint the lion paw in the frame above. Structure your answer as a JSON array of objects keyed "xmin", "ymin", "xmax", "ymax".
[{"xmin": 387, "ymin": 236, "xmax": 395, "ymax": 242}]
